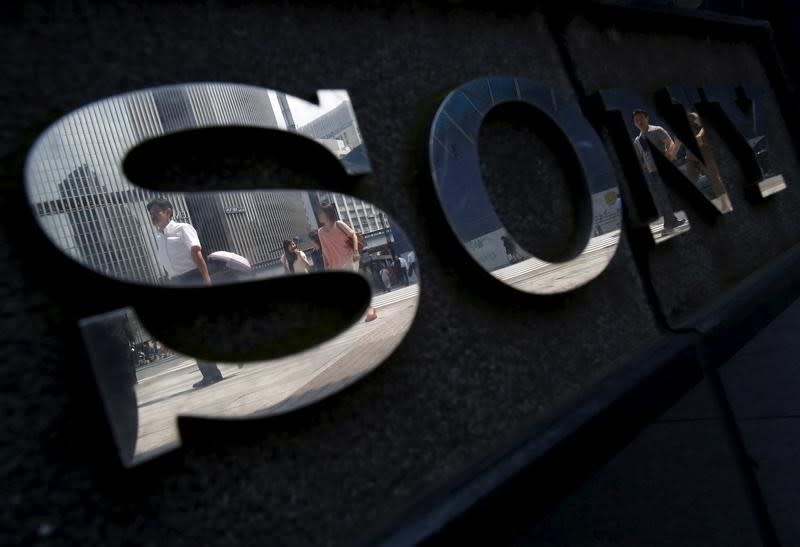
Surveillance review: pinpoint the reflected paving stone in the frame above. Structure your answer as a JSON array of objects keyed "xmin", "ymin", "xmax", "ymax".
[
  {"xmin": 563, "ymin": 16, "xmax": 800, "ymax": 326},
  {"xmin": 735, "ymin": 419, "xmax": 800, "ymax": 547},
  {"xmin": 721, "ymin": 296, "xmax": 800, "ymax": 418},
  {"xmin": 524, "ymin": 404, "xmax": 760, "ymax": 546},
  {"xmin": 128, "ymin": 298, "xmax": 418, "ymax": 463},
  {"xmin": 658, "ymin": 374, "xmax": 723, "ymax": 422},
  {"xmin": 720, "ymin": 297, "xmax": 800, "ymax": 545}
]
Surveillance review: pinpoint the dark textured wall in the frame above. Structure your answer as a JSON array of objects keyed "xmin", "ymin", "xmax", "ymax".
[{"xmin": 1, "ymin": 3, "xmax": 795, "ymax": 546}]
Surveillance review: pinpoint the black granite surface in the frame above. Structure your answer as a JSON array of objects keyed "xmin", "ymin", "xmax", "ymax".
[
  {"xmin": 0, "ymin": 4, "xmax": 662, "ymax": 546},
  {"xmin": 1, "ymin": 3, "xmax": 797, "ymax": 546},
  {"xmin": 721, "ymin": 297, "xmax": 800, "ymax": 545},
  {"xmin": 522, "ymin": 384, "xmax": 763, "ymax": 547}
]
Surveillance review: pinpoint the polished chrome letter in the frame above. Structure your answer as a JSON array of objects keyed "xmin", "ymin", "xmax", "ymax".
[
  {"xmin": 429, "ymin": 76, "xmax": 622, "ymax": 294},
  {"xmin": 25, "ymin": 84, "xmax": 420, "ymax": 465}
]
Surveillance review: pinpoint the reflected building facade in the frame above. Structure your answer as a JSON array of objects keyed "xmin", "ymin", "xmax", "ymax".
[
  {"xmin": 33, "ymin": 161, "xmax": 176, "ymax": 283},
  {"xmin": 27, "ymin": 85, "xmax": 319, "ymax": 282},
  {"xmin": 213, "ymin": 190, "xmax": 317, "ymax": 268},
  {"xmin": 314, "ymin": 190, "xmax": 391, "ymax": 238},
  {"xmin": 294, "ymin": 100, "xmax": 390, "ymax": 237},
  {"xmin": 297, "ymin": 100, "xmax": 362, "ymax": 152},
  {"xmin": 48, "ymin": 164, "xmax": 159, "ymax": 281}
]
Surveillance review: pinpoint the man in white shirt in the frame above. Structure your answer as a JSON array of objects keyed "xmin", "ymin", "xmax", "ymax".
[
  {"xmin": 632, "ymin": 108, "xmax": 685, "ymax": 235},
  {"xmin": 406, "ymin": 250, "xmax": 417, "ymax": 280},
  {"xmin": 147, "ymin": 198, "xmax": 222, "ymax": 388},
  {"xmin": 147, "ymin": 199, "xmax": 211, "ymax": 285},
  {"xmin": 395, "ymin": 255, "xmax": 409, "ymax": 286}
]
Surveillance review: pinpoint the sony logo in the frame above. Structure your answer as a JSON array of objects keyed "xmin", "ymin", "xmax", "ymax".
[{"xmin": 23, "ymin": 76, "xmax": 784, "ymax": 465}]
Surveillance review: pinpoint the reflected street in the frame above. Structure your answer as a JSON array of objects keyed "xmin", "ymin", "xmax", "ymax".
[
  {"xmin": 130, "ymin": 286, "xmax": 418, "ymax": 462},
  {"xmin": 26, "ymin": 82, "xmax": 422, "ymax": 466},
  {"xmin": 491, "ymin": 231, "xmax": 620, "ymax": 293}
]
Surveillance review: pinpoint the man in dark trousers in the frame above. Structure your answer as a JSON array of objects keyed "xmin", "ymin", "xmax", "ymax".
[
  {"xmin": 394, "ymin": 255, "xmax": 409, "ymax": 286},
  {"xmin": 147, "ymin": 198, "xmax": 223, "ymax": 389},
  {"xmin": 632, "ymin": 108, "xmax": 686, "ymax": 236}
]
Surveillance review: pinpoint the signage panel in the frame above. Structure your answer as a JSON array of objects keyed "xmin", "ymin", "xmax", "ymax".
[{"xmin": 5, "ymin": 3, "xmax": 800, "ymax": 546}]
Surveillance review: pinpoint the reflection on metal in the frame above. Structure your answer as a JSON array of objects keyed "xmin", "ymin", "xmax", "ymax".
[
  {"xmin": 25, "ymin": 84, "xmax": 374, "ymax": 286},
  {"xmin": 759, "ymin": 175, "xmax": 786, "ymax": 197},
  {"xmin": 662, "ymin": 85, "xmax": 733, "ymax": 214},
  {"xmin": 702, "ymin": 83, "xmax": 786, "ymax": 198},
  {"xmin": 489, "ymin": 230, "xmax": 620, "ymax": 294},
  {"xmin": 82, "ymin": 281, "xmax": 419, "ymax": 466},
  {"xmin": 429, "ymin": 76, "xmax": 622, "ymax": 294},
  {"xmin": 649, "ymin": 210, "xmax": 691, "ymax": 244},
  {"xmin": 24, "ymin": 83, "xmax": 420, "ymax": 466},
  {"xmin": 597, "ymin": 88, "xmax": 737, "ymax": 244}
]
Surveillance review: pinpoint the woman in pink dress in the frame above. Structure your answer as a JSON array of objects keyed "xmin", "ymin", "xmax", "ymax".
[{"xmin": 316, "ymin": 203, "xmax": 378, "ymax": 322}]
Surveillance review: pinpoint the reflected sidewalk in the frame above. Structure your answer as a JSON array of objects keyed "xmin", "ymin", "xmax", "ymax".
[{"xmin": 130, "ymin": 298, "xmax": 417, "ymax": 461}]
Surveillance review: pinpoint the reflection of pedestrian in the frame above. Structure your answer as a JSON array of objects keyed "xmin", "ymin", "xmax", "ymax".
[
  {"xmin": 146, "ymin": 198, "xmax": 223, "ymax": 389},
  {"xmin": 316, "ymin": 203, "xmax": 378, "ymax": 322},
  {"xmin": 394, "ymin": 256, "xmax": 409, "ymax": 286},
  {"xmin": 128, "ymin": 341, "xmax": 139, "ymax": 382},
  {"xmin": 501, "ymin": 235, "xmax": 522, "ymax": 264},
  {"xmin": 379, "ymin": 267, "xmax": 392, "ymax": 292},
  {"xmin": 632, "ymin": 108, "xmax": 684, "ymax": 235},
  {"xmin": 144, "ymin": 342, "xmax": 155, "ymax": 363},
  {"xmin": 317, "ymin": 204, "xmax": 360, "ymax": 272},
  {"xmin": 307, "ymin": 231, "xmax": 324, "ymax": 272},
  {"xmin": 407, "ymin": 251, "xmax": 417, "ymax": 279},
  {"xmin": 686, "ymin": 112, "xmax": 732, "ymax": 212},
  {"xmin": 281, "ymin": 238, "xmax": 312, "ymax": 274}
]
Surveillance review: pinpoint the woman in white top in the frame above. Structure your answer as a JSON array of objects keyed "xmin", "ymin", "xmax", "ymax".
[{"xmin": 281, "ymin": 239, "xmax": 312, "ymax": 274}]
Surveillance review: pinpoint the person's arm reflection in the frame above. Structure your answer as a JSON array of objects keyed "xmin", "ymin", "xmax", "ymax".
[
  {"xmin": 191, "ymin": 246, "xmax": 212, "ymax": 286},
  {"xmin": 667, "ymin": 136, "xmax": 681, "ymax": 161},
  {"xmin": 295, "ymin": 249, "xmax": 312, "ymax": 272}
]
